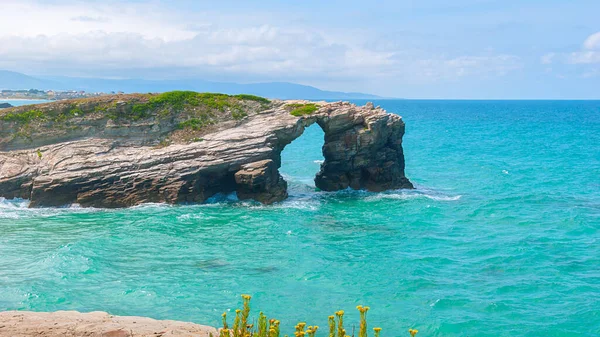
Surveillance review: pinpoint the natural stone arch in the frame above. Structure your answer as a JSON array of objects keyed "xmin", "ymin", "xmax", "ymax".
[{"xmin": 233, "ymin": 102, "xmax": 413, "ymax": 204}]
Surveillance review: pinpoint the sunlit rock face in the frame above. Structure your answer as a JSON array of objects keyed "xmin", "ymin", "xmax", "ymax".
[{"xmin": 0, "ymin": 94, "xmax": 412, "ymax": 207}]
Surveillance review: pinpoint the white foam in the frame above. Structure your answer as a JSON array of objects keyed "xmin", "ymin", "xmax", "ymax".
[
  {"xmin": 0, "ymin": 197, "xmax": 109, "ymax": 219},
  {"xmin": 360, "ymin": 189, "xmax": 462, "ymax": 202},
  {"xmin": 0, "ymin": 197, "xmax": 30, "ymax": 209}
]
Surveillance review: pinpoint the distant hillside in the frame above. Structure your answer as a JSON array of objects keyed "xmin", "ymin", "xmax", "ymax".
[
  {"xmin": 0, "ymin": 70, "xmax": 62, "ymax": 90},
  {"xmin": 0, "ymin": 70, "xmax": 382, "ymax": 100}
]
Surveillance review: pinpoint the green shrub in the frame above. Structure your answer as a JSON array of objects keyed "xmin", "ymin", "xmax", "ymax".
[
  {"xmin": 2, "ymin": 91, "xmax": 269, "ymax": 134},
  {"xmin": 288, "ymin": 103, "xmax": 319, "ymax": 117},
  {"xmin": 0, "ymin": 109, "xmax": 45, "ymax": 124},
  {"xmin": 94, "ymin": 105, "xmax": 108, "ymax": 113},
  {"xmin": 124, "ymin": 91, "xmax": 268, "ymax": 121},
  {"xmin": 231, "ymin": 108, "xmax": 248, "ymax": 120},
  {"xmin": 233, "ymin": 94, "xmax": 271, "ymax": 104},
  {"xmin": 178, "ymin": 117, "xmax": 215, "ymax": 131},
  {"xmin": 196, "ymin": 93, "xmax": 234, "ymax": 111},
  {"xmin": 67, "ymin": 106, "xmax": 84, "ymax": 117}
]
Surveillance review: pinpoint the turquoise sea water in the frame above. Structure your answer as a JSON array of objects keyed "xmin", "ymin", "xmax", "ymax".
[
  {"xmin": 0, "ymin": 99, "xmax": 50, "ymax": 106},
  {"xmin": 1, "ymin": 100, "xmax": 599, "ymax": 336}
]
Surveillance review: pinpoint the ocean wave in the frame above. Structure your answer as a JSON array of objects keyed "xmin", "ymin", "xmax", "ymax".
[
  {"xmin": 365, "ymin": 191, "xmax": 462, "ymax": 202},
  {"xmin": 130, "ymin": 202, "xmax": 174, "ymax": 210},
  {"xmin": 307, "ymin": 186, "xmax": 462, "ymax": 203},
  {"xmin": 0, "ymin": 183, "xmax": 460, "ymax": 218},
  {"xmin": 0, "ymin": 197, "xmax": 106, "ymax": 219},
  {"xmin": 0, "ymin": 197, "xmax": 30, "ymax": 209}
]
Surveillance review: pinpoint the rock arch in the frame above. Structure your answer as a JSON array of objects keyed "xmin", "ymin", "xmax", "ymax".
[
  {"xmin": 0, "ymin": 99, "xmax": 413, "ymax": 207},
  {"xmin": 233, "ymin": 101, "xmax": 413, "ymax": 204}
]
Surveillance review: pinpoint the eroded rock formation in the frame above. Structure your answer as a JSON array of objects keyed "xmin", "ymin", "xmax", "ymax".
[
  {"xmin": 0, "ymin": 93, "xmax": 413, "ymax": 207},
  {"xmin": 0, "ymin": 102, "xmax": 13, "ymax": 109}
]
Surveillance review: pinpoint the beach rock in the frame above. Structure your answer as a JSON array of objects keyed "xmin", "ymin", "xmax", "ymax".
[
  {"xmin": 0, "ymin": 93, "xmax": 413, "ymax": 207},
  {"xmin": 0, "ymin": 103, "xmax": 13, "ymax": 108},
  {"xmin": 0, "ymin": 311, "xmax": 217, "ymax": 337}
]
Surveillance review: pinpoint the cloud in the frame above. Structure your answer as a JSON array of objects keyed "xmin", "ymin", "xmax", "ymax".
[
  {"xmin": 583, "ymin": 32, "xmax": 600, "ymax": 50},
  {"xmin": 568, "ymin": 51, "xmax": 600, "ymax": 65},
  {"xmin": 544, "ymin": 31, "xmax": 600, "ymax": 67},
  {"xmin": 540, "ymin": 31, "xmax": 600, "ymax": 78},
  {"xmin": 541, "ymin": 53, "xmax": 555, "ymax": 65},
  {"xmin": 70, "ymin": 16, "xmax": 109, "ymax": 23},
  {"xmin": 0, "ymin": 0, "xmax": 523, "ymax": 86},
  {"xmin": 569, "ymin": 31, "xmax": 600, "ymax": 66}
]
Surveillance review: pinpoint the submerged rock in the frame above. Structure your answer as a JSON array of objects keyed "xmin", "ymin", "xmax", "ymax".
[{"xmin": 0, "ymin": 92, "xmax": 413, "ymax": 207}]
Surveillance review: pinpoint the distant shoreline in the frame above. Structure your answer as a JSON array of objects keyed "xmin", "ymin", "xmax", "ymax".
[{"xmin": 0, "ymin": 98, "xmax": 52, "ymax": 101}]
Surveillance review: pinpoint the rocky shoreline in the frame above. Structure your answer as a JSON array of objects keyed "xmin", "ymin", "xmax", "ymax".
[
  {"xmin": 0, "ymin": 311, "xmax": 217, "ymax": 337},
  {"xmin": 0, "ymin": 92, "xmax": 412, "ymax": 207}
]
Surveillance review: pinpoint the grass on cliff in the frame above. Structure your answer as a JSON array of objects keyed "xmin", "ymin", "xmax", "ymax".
[
  {"xmin": 217, "ymin": 295, "xmax": 419, "ymax": 337},
  {"xmin": 0, "ymin": 103, "xmax": 96, "ymax": 127},
  {"xmin": 0, "ymin": 109, "xmax": 45, "ymax": 124},
  {"xmin": 0, "ymin": 92, "xmax": 271, "ymax": 138},
  {"xmin": 287, "ymin": 103, "xmax": 319, "ymax": 117},
  {"xmin": 113, "ymin": 91, "xmax": 268, "ymax": 123}
]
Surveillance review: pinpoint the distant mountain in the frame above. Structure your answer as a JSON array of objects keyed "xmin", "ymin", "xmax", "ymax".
[
  {"xmin": 0, "ymin": 70, "xmax": 62, "ymax": 90},
  {"xmin": 0, "ymin": 70, "xmax": 382, "ymax": 100}
]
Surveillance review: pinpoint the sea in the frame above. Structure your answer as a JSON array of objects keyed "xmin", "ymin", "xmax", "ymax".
[{"xmin": 1, "ymin": 99, "xmax": 599, "ymax": 336}]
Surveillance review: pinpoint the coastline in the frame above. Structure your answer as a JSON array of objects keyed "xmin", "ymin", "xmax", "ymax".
[
  {"xmin": 0, "ymin": 311, "xmax": 217, "ymax": 337},
  {"xmin": 0, "ymin": 98, "xmax": 53, "ymax": 101}
]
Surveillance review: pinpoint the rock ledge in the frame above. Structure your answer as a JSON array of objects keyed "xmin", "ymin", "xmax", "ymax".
[{"xmin": 0, "ymin": 311, "xmax": 216, "ymax": 337}]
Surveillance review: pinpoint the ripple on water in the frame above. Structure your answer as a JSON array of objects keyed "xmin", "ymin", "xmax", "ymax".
[{"xmin": 1, "ymin": 100, "xmax": 600, "ymax": 336}]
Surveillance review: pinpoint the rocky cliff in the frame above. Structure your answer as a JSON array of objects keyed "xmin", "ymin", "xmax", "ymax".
[{"xmin": 0, "ymin": 92, "xmax": 413, "ymax": 207}]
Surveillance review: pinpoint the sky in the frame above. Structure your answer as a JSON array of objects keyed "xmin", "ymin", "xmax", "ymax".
[{"xmin": 0, "ymin": 0, "xmax": 599, "ymax": 99}]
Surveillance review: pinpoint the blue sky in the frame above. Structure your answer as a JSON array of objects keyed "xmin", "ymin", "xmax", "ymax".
[{"xmin": 0, "ymin": 0, "xmax": 599, "ymax": 98}]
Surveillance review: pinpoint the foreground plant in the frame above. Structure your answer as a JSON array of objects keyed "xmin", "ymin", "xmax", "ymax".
[
  {"xmin": 356, "ymin": 306, "xmax": 369, "ymax": 337},
  {"xmin": 218, "ymin": 295, "xmax": 413, "ymax": 337}
]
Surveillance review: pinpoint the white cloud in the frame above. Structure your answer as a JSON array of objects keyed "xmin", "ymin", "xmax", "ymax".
[
  {"xmin": 0, "ymin": 0, "xmax": 194, "ymax": 41},
  {"xmin": 568, "ymin": 51, "xmax": 600, "ymax": 65},
  {"xmin": 403, "ymin": 54, "xmax": 522, "ymax": 81},
  {"xmin": 541, "ymin": 53, "xmax": 555, "ymax": 64},
  {"xmin": 569, "ymin": 31, "xmax": 600, "ymax": 66},
  {"xmin": 583, "ymin": 32, "xmax": 600, "ymax": 50},
  {"xmin": 545, "ymin": 31, "xmax": 600, "ymax": 67},
  {"xmin": 0, "ymin": 0, "xmax": 522, "ymax": 85}
]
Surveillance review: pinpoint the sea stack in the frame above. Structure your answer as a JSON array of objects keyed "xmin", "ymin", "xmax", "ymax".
[{"xmin": 0, "ymin": 92, "xmax": 413, "ymax": 207}]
